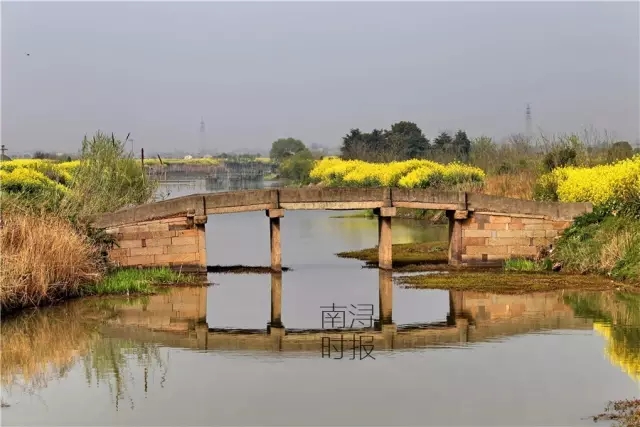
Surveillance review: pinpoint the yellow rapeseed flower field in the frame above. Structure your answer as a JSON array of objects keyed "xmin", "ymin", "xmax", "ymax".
[
  {"xmin": 309, "ymin": 158, "xmax": 485, "ymax": 189},
  {"xmin": 536, "ymin": 154, "xmax": 640, "ymax": 209},
  {"xmin": 0, "ymin": 167, "xmax": 69, "ymax": 195},
  {"xmin": 0, "ymin": 159, "xmax": 79, "ymax": 195}
]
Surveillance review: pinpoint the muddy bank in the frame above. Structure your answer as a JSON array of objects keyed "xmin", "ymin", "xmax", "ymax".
[
  {"xmin": 396, "ymin": 271, "xmax": 637, "ymax": 294},
  {"xmin": 336, "ymin": 241, "xmax": 450, "ymax": 271},
  {"xmin": 207, "ymin": 265, "xmax": 292, "ymax": 274}
]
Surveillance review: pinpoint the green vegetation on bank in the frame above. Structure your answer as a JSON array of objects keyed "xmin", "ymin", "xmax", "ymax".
[
  {"xmin": 503, "ymin": 258, "xmax": 553, "ymax": 272},
  {"xmin": 553, "ymin": 209, "xmax": 640, "ymax": 281},
  {"xmin": 83, "ymin": 268, "xmax": 201, "ymax": 296}
]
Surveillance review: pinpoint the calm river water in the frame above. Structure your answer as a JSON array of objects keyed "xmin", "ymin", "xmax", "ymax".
[{"xmin": 1, "ymin": 178, "xmax": 638, "ymax": 426}]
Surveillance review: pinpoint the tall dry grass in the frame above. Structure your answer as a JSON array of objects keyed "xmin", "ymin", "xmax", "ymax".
[
  {"xmin": 0, "ymin": 213, "xmax": 103, "ymax": 313},
  {"xmin": 481, "ymin": 170, "xmax": 540, "ymax": 200}
]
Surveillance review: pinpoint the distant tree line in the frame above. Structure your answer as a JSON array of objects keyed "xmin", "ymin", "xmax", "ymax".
[
  {"xmin": 340, "ymin": 121, "xmax": 472, "ymax": 163},
  {"xmin": 268, "ymin": 123, "xmax": 638, "ymax": 185}
]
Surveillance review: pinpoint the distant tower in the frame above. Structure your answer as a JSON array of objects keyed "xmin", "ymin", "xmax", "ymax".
[
  {"xmin": 199, "ymin": 117, "xmax": 206, "ymax": 156},
  {"xmin": 525, "ymin": 103, "xmax": 532, "ymax": 141}
]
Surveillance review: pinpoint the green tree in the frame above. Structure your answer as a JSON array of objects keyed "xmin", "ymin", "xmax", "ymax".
[
  {"xmin": 452, "ymin": 130, "xmax": 472, "ymax": 161},
  {"xmin": 606, "ymin": 141, "xmax": 633, "ymax": 163},
  {"xmin": 389, "ymin": 121, "xmax": 430, "ymax": 159},
  {"xmin": 339, "ymin": 122, "xmax": 429, "ymax": 162},
  {"xmin": 279, "ymin": 150, "xmax": 315, "ymax": 184},
  {"xmin": 470, "ymin": 136, "xmax": 498, "ymax": 171},
  {"xmin": 433, "ymin": 132, "xmax": 453, "ymax": 152},
  {"xmin": 269, "ymin": 138, "xmax": 308, "ymax": 162}
]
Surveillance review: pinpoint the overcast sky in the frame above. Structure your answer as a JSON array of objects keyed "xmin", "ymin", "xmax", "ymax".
[{"xmin": 2, "ymin": 1, "xmax": 639, "ymax": 154}]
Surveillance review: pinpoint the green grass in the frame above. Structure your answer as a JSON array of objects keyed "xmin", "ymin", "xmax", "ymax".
[
  {"xmin": 504, "ymin": 257, "xmax": 553, "ymax": 272},
  {"xmin": 553, "ymin": 211, "xmax": 640, "ymax": 282},
  {"xmin": 84, "ymin": 268, "xmax": 201, "ymax": 296}
]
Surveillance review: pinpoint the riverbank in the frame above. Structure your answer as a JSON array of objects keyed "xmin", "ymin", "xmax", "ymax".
[
  {"xmin": 337, "ymin": 239, "xmax": 638, "ymax": 293},
  {"xmin": 396, "ymin": 271, "xmax": 634, "ymax": 294},
  {"xmin": 0, "ymin": 132, "xmax": 209, "ymax": 316},
  {"xmin": 0, "ymin": 265, "xmax": 204, "ymax": 317},
  {"xmin": 335, "ymin": 208, "xmax": 640, "ymax": 290}
]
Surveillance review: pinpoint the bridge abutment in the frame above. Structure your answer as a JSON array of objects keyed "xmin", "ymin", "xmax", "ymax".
[
  {"xmin": 105, "ymin": 215, "xmax": 207, "ymax": 273},
  {"xmin": 458, "ymin": 211, "xmax": 574, "ymax": 266}
]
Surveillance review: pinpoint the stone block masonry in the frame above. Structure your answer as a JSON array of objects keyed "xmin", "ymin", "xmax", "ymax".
[
  {"xmin": 458, "ymin": 212, "xmax": 571, "ymax": 266},
  {"xmin": 106, "ymin": 216, "xmax": 207, "ymax": 273}
]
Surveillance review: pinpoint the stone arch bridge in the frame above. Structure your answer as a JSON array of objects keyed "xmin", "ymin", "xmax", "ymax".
[{"xmin": 94, "ymin": 188, "xmax": 592, "ymax": 273}]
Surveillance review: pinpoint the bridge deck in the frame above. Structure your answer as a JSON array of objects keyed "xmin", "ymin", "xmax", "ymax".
[{"xmin": 95, "ymin": 188, "xmax": 592, "ymax": 229}]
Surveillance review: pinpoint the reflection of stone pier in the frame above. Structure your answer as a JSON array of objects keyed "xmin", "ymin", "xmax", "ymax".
[
  {"xmin": 267, "ymin": 272, "xmax": 284, "ymax": 333},
  {"xmin": 100, "ymin": 274, "xmax": 594, "ymax": 354}
]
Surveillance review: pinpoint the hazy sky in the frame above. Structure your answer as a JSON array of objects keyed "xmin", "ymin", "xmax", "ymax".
[{"xmin": 2, "ymin": 1, "xmax": 639, "ymax": 154}]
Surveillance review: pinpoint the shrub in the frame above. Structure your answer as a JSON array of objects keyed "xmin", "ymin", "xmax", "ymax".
[
  {"xmin": 279, "ymin": 151, "xmax": 315, "ymax": 184},
  {"xmin": 607, "ymin": 141, "xmax": 634, "ymax": 164}
]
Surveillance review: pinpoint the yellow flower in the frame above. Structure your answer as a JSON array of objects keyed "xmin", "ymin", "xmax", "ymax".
[
  {"xmin": 536, "ymin": 154, "xmax": 640, "ymax": 208},
  {"xmin": 309, "ymin": 158, "xmax": 485, "ymax": 189}
]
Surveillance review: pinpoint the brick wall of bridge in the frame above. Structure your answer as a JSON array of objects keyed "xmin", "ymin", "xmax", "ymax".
[
  {"xmin": 457, "ymin": 212, "xmax": 572, "ymax": 265},
  {"xmin": 106, "ymin": 216, "xmax": 206, "ymax": 272}
]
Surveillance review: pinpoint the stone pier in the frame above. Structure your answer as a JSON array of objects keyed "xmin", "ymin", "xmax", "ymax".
[
  {"xmin": 374, "ymin": 207, "xmax": 396, "ymax": 270},
  {"xmin": 266, "ymin": 209, "xmax": 284, "ymax": 272}
]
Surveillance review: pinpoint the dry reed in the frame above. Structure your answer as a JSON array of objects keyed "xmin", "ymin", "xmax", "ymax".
[
  {"xmin": 481, "ymin": 170, "xmax": 539, "ymax": 200},
  {"xmin": 0, "ymin": 213, "xmax": 103, "ymax": 313}
]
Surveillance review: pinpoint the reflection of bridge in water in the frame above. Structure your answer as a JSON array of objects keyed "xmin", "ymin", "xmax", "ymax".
[{"xmin": 100, "ymin": 272, "xmax": 593, "ymax": 353}]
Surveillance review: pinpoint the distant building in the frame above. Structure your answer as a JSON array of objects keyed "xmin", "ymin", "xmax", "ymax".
[{"xmin": 184, "ymin": 155, "xmax": 193, "ymax": 160}]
